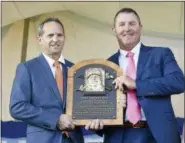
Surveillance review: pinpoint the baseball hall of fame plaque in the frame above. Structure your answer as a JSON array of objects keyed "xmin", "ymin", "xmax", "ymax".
[{"xmin": 66, "ymin": 59, "xmax": 124, "ymax": 126}]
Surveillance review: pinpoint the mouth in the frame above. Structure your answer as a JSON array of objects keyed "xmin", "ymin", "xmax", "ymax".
[
  {"xmin": 50, "ymin": 44, "xmax": 60, "ymax": 47},
  {"xmin": 122, "ymin": 33, "xmax": 134, "ymax": 37}
]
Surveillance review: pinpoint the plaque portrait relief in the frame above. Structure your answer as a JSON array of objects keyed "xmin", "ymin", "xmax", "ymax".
[
  {"xmin": 66, "ymin": 59, "xmax": 124, "ymax": 126},
  {"xmin": 79, "ymin": 68, "xmax": 105, "ymax": 92}
]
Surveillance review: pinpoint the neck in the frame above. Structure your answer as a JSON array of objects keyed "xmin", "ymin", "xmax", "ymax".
[
  {"xmin": 119, "ymin": 41, "xmax": 140, "ymax": 51},
  {"xmin": 51, "ymin": 54, "xmax": 60, "ymax": 61},
  {"xmin": 44, "ymin": 52, "xmax": 61, "ymax": 61},
  {"xmin": 119, "ymin": 43, "xmax": 135, "ymax": 51},
  {"xmin": 120, "ymin": 45, "xmax": 133, "ymax": 51}
]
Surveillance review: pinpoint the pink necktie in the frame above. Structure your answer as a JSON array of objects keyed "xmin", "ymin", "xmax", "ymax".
[{"xmin": 126, "ymin": 52, "xmax": 141, "ymax": 124}]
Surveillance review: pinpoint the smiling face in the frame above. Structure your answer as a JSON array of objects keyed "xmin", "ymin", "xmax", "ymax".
[
  {"xmin": 38, "ymin": 21, "xmax": 65, "ymax": 60},
  {"xmin": 113, "ymin": 12, "xmax": 142, "ymax": 51}
]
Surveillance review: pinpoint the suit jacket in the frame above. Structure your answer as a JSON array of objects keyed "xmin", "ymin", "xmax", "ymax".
[
  {"xmin": 9, "ymin": 54, "xmax": 84, "ymax": 143},
  {"xmin": 182, "ymin": 123, "xmax": 185, "ymax": 143},
  {"xmin": 103, "ymin": 44, "xmax": 184, "ymax": 143}
]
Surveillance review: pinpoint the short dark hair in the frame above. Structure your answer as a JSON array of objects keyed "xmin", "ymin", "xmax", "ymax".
[
  {"xmin": 114, "ymin": 8, "xmax": 141, "ymax": 25},
  {"xmin": 38, "ymin": 17, "xmax": 64, "ymax": 36}
]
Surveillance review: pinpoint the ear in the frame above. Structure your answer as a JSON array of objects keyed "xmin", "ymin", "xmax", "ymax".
[
  {"xmin": 36, "ymin": 36, "xmax": 42, "ymax": 44},
  {"xmin": 140, "ymin": 24, "xmax": 143, "ymax": 28},
  {"xmin": 112, "ymin": 27, "xmax": 116, "ymax": 35},
  {"xmin": 140, "ymin": 24, "xmax": 143, "ymax": 32}
]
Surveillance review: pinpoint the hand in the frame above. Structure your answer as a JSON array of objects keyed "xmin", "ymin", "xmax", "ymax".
[
  {"xmin": 57, "ymin": 114, "xmax": 75, "ymax": 131},
  {"xmin": 112, "ymin": 75, "xmax": 136, "ymax": 91},
  {"xmin": 117, "ymin": 92, "xmax": 127, "ymax": 108},
  {"xmin": 85, "ymin": 119, "xmax": 104, "ymax": 130}
]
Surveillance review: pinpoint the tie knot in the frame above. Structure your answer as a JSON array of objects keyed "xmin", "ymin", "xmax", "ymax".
[
  {"xmin": 53, "ymin": 61, "xmax": 60, "ymax": 67},
  {"xmin": 126, "ymin": 52, "xmax": 134, "ymax": 58}
]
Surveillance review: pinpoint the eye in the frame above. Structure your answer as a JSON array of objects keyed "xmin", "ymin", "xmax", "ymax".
[
  {"xmin": 48, "ymin": 34, "xmax": 54, "ymax": 38},
  {"xmin": 129, "ymin": 22, "xmax": 137, "ymax": 26},
  {"xmin": 57, "ymin": 33, "xmax": 63, "ymax": 37},
  {"xmin": 119, "ymin": 22, "xmax": 125, "ymax": 26},
  {"xmin": 57, "ymin": 33, "xmax": 65, "ymax": 38}
]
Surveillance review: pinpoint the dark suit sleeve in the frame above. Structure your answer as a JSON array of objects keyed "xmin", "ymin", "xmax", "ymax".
[
  {"xmin": 136, "ymin": 48, "xmax": 185, "ymax": 96},
  {"xmin": 9, "ymin": 63, "xmax": 61, "ymax": 130}
]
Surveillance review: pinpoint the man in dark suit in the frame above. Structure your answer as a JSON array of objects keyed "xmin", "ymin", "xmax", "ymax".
[
  {"xmin": 9, "ymin": 18, "xmax": 84, "ymax": 143},
  {"xmin": 86, "ymin": 8, "xmax": 184, "ymax": 143}
]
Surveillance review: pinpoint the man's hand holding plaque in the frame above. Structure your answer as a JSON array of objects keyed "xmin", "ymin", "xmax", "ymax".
[
  {"xmin": 113, "ymin": 75, "xmax": 136, "ymax": 91},
  {"xmin": 57, "ymin": 114, "xmax": 75, "ymax": 131}
]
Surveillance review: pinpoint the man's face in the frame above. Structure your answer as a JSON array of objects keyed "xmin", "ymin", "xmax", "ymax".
[
  {"xmin": 38, "ymin": 21, "xmax": 65, "ymax": 57},
  {"xmin": 88, "ymin": 74, "xmax": 101, "ymax": 87},
  {"xmin": 113, "ymin": 12, "xmax": 142, "ymax": 50}
]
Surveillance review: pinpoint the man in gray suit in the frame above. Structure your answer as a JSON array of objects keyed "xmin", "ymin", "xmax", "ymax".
[{"xmin": 10, "ymin": 17, "xmax": 84, "ymax": 143}]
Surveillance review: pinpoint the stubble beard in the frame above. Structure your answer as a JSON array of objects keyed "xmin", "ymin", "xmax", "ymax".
[{"xmin": 117, "ymin": 35, "xmax": 140, "ymax": 51}]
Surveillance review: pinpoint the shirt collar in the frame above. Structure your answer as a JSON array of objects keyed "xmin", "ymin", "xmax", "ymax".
[
  {"xmin": 42, "ymin": 53, "xmax": 65, "ymax": 67},
  {"xmin": 119, "ymin": 42, "xmax": 141, "ymax": 57}
]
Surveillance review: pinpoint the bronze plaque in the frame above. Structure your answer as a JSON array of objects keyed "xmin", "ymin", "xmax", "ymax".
[{"xmin": 66, "ymin": 59, "xmax": 124, "ymax": 126}]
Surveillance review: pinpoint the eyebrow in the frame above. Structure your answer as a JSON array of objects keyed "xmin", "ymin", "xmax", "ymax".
[
  {"xmin": 118, "ymin": 20, "xmax": 137, "ymax": 23},
  {"xmin": 47, "ymin": 32, "xmax": 64, "ymax": 35}
]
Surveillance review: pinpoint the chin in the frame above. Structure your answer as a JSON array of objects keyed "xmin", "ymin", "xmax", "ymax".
[
  {"xmin": 54, "ymin": 48, "xmax": 62, "ymax": 52},
  {"xmin": 52, "ymin": 51, "xmax": 61, "ymax": 55}
]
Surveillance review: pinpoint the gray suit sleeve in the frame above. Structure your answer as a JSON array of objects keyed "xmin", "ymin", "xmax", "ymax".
[{"xmin": 9, "ymin": 63, "xmax": 61, "ymax": 130}]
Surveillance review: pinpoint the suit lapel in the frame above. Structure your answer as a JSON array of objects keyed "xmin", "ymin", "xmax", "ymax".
[
  {"xmin": 37, "ymin": 54, "xmax": 63, "ymax": 106},
  {"xmin": 110, "ymin": 50, "xmax": 120, "ymax": 65},
  {"xmin": 110, "ymin": 47, "xmax": 150, "ymax": 79},
  {"xmin": 62, "ymin": 62, "xmax": 68, "ymax": 110},
  {"xmin": 137, "ymin": 44, "xmax": 151, "ymax": 79}
]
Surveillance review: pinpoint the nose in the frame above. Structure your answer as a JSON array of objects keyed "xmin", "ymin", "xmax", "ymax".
[
  {"xmin": 52, "ymin": 35, "xmax": 58, "ymax": 42},
  {"xmin": 123, "ymin": 24, "xmax": 130, "ymax": 32}
]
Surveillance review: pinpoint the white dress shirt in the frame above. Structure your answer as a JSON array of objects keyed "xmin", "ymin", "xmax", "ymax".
[
  {"xmin": 42, "ymin": 53, "xmax": 65, "ymax": 77},
  {"xmin": 119, "ymin": 42, "xmax": 146, "ymax": 121}
]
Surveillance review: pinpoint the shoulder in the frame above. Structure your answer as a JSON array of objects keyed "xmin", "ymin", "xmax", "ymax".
[
  {"xmin": 142, "ymin": 44, "xmax": 173, "ymax": 56},
  {"xmin": 144, "ymin": 44, "xmax": 171, "ymax": 52},
  {"xmin": 17, "ymin": 57, "xmax": 38, "ymax": 69},
  {"xmin": 14, "ymin": 57, "xmax": 38, "ymax": 77}
]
